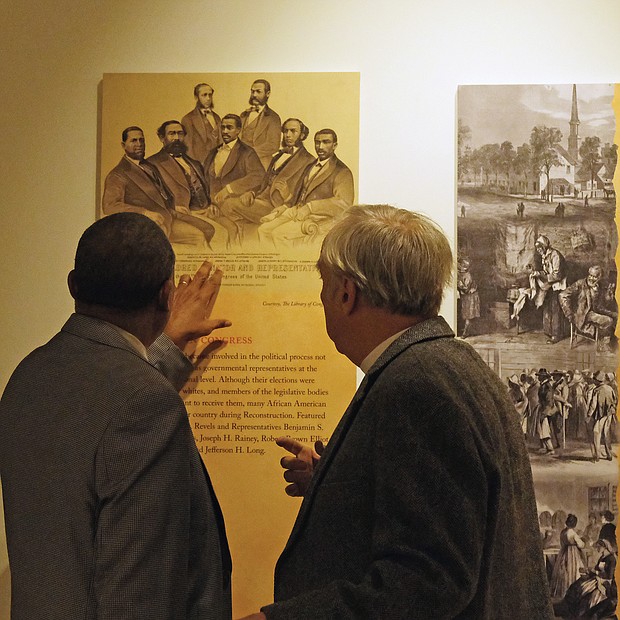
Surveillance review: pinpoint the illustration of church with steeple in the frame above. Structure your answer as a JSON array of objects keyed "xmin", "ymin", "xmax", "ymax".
[{"xmin": 540, "ymin": 84, "xmax": 616, "ymax": 200}]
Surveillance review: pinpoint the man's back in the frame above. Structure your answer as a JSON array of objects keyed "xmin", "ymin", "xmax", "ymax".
[
  {"xmin": 270, "ymin": 318, "xmax": 552, "ymax": 619},
  {"xmin": 0, "ymin": 314, "xmax": 229, "ymax": 619}
]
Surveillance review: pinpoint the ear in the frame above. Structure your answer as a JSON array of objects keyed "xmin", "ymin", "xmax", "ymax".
[
  {"xmin": 340, "ymin": 277, "xmax": 358, "ymax": 315},
  {"xmin": 157, "ymin": 278, "xmax": 175, "ymax": 312},
  {"xmin": 67, "ymin": 270, "xmax": 78, "ymax": 299}
]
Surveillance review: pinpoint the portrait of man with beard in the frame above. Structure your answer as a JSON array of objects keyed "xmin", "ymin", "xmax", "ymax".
[
  {"xmin": 147, "ymin": 120, "xmax": 211, "ymax": 210},
  {"xmin": 239, "ymin": 79, "xmax": 282, "ymax": 169}
]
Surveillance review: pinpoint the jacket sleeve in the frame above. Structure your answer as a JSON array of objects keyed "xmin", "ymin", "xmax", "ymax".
[
  {"xmin": 93, "ymin": 383, "xmax": 194, "ymax": 619},
  {"xmin": 558, "ymin": 282, "xmax": 577, "ymax": 321},
  {"xmin": 147, "ymin": 333, "xmax": 194, "ymax": 392}
]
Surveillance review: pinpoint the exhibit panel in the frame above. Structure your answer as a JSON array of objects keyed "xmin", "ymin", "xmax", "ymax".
[{"xmin": 458, "ymin": 83, "xmax": 619, "ymax": 617}]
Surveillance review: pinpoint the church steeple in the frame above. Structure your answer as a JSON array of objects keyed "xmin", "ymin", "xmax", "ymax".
[{"xmin": 568, "ymin": 84, "xmax": 580, "ymax": 161}]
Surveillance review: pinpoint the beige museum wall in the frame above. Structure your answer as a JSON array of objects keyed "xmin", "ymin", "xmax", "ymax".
[{"xmin": 1, "ymin": 0, "xmax": 620, "ymax": 615}]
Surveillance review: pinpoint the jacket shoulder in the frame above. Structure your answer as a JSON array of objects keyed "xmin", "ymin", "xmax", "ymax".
[
  {"xmin": 105, "ymin": 158, "xmax": 130, "ymax": 176},
  {"xmin": 146, "ymin": 150, "xmax": 167, "ymax": 164}
]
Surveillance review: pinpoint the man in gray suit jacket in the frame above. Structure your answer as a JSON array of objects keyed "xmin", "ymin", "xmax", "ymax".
[
  {"xmin": 242, "ymin": 205, "xmax": 553, "ymax": 619},
  {"xmin": 0, "ymin": 213, "xmax": 232, "ymax": 619}
]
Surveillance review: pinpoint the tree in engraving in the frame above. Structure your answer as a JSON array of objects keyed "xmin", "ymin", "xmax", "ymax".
[
  {"xmin": 579, "ymin": 135, "xmax": 601, "ymax": 196},
  {"xmin": 530, "ymin": 125, "xmax": 562, "ymax": 202}
]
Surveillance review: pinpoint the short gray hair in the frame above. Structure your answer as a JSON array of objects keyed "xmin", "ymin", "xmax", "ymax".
[{"xmin": 318, "ymin": 204, "xmax": 453, "ymax": 317}]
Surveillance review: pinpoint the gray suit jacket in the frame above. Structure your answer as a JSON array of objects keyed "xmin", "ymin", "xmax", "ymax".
[
  {"xmin": 0, "ymin": 314, "xmax": 231, "ymax": 619},
  {"xmin": 263, "ymin": 317, "xmax": 553, "ymax": 619}
]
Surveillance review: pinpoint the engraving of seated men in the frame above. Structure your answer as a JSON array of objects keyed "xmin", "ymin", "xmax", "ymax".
[
  {"xmin": 102, "ymin": 126, "xmax": 215, "ymax": 250},
  {"xmin": 559, "ymin": 265, "xmax": 617, "ymax": 353},
  {"xmin": 257, "ymin": 128, "xmax": 354, "ymax": 248},
  {"xmin": 217, "ymin": 118, "xmax": 315, "ymax": 246}
]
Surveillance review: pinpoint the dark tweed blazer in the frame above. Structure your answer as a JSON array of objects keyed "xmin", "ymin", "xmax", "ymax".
[
  {"xmin": 0, "ymin": 314, "xmax": 231, "ymax": 619},
  {"xmin": 263, "ymin": 317, "xmax": 553, "ymax": 619}
]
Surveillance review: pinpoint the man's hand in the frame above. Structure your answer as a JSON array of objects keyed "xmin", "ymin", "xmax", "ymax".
[
  {"xmin": 239, "ymin": 191, "xmax": 255, "ymax": 207},
  {"xmin": 276, "ymin": 436, "xmax": 325, "ymax": 497},
  {"xmin": 214, "ymin": 188, "xmax": 230, "ymax": 205},
  {"xmin": 174, "ymin": 205, "xmax": 191, "ymax": 215},
  {"xmin": 260, "ymin": 204, "xmax": 287, "ymax": 223},
  {"xmin": 206, "ymin": 204, "xmax": 221, "ymax": 218},
  {"xmin": 164, "ymin": 260, "xmax": 231, "ymax": 352}
]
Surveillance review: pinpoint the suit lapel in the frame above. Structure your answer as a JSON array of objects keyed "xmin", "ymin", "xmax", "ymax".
[
  {"xmin": 158, "ymin": 152, "xmax": 187, "ymax": 192},
  {"xmin": 253, "ymin": 106, "xmax": 270, "ymax": 140},
  {"xmin": 284, "ymin": 146, "xmax": 312, "ymax": 175},
  {"xmin": 193, "ymin": 108, "xmax": 208, "ymax": 142},
  {"xmin": 305, "ymin": 157, "xmax": 335, "ymax": 196},
  {"xmin": 279, "ymin": 372, "xmax": 375, "ymax": 554},
  {"xmin": 220, "ymin": 141, "xmax": 241, "ymax": 180}
]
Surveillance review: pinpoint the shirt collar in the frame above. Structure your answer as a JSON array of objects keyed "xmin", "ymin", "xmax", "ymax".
[
  {"xmin": 359, "ymin": 328, "xmax": 409, "ymax": 374},
  {"xmin": 220, "ymin": 138, "xmax": 238, "ymax": 150},
  {"xmin": 107, "ymin": 322, "xmax": 149, "ymax": 360},
  {"xmin": 124, "ymin": 154, "xmax": 143, "ymax": 166}
]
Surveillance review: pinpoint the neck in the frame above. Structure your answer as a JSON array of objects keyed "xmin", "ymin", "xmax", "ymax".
[
  {"xmin": 75, "ymin": 302, "xmax": 163, "ymax": 348},
  {"xmin": 344, "ymin": 306, "xmax": 427, "ymax": 366}
]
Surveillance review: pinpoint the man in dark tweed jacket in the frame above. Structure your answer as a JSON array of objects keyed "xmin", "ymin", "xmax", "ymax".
[
  {"xmin": 242, "ymin": 205, "xmax": 553, "ymax": 619},
  {"xmin": 0, "ymin": 213, "xmax": 232, "ymax": 619}
]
